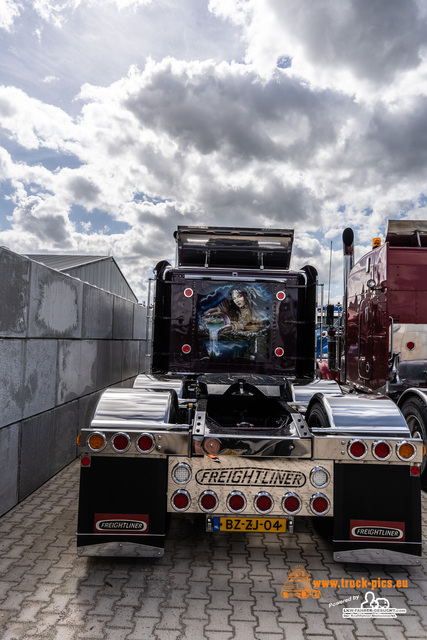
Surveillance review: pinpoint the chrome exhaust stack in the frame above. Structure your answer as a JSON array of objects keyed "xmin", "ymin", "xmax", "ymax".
[{"xmin": 340, "ymin": 228, "xmax": 354, "ymax": 383}]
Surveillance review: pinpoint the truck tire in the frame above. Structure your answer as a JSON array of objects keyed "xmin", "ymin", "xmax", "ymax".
[
  {"xmin": 400, "ymin": 396, "xmax": 427, "ymax": 488},
  {"xmin": 307, "ymin": 403, "xmax": 330, "ymax": 430}
]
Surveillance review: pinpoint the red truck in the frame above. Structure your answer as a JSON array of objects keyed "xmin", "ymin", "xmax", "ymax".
[{"xmin": 321, "ymin": 220, "xmax": 427, "ymax": 484}]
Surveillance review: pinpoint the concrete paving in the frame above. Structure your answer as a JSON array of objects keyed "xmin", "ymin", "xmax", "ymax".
[{"xmin": 1, "ymin": 459, "xmax": 427, "ymax": 639}]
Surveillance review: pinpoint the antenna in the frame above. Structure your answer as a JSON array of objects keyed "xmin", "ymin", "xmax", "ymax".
[{"xmin": 328, "ymin": 241, "xmax": 332, "ymax": 305}]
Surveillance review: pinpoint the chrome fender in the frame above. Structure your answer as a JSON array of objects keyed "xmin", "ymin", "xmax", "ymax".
[{"xmin": 307, "ymin": 392, "xmax": 411, "ymax": 439}]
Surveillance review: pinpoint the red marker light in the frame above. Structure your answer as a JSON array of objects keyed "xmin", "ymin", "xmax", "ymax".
[
  {"xmin": 348, "ymin": 439, "xmax": 367, "ymax": 459},
  {"xmin": 283, "ymin": 494, "xmax": 301, "ymax": 514},
  {"xmin": 310, "ymin": 494, "xmax": 330, "ymax": 515},
  {"xmin": 227, "ymin": 492, "xmax": 246, "ymax": 513},
  {"xmin": 137, "ymin": 434, "xmax": 155, "ymax": 453},
  {"xmin": 184, "ymin": 288, "xmax": 193, "ymax": 298},
  {"xmin": 199, "ymin": 491, "xmax": 218, "ymax": 512},
  {"xmin": 411, "ymin": 466, "xmax": 420, "ymax": 477},
  {"xmin": 172, "ymin": 490, "xmax": 190, "ymax": 511},
  {"xmin": 276, "ymin": 291, "xmax": 286, "ymax": 301},
  {"xmin": 406, "ymin": 341, "xmax": 415, "ymax": 351},
  {"xmin": 254, "ymin": 492, "xmax": 273, "ymax": 513},
  {"xmin": 112, "ymin": 433, "xmax": 130, "ymax": 452},
  {"xmin": 182, "ymin": 344, "xmax": 191, "ymax": 354},
  {"xmin": 81, "ymin": 456, "xmax": 91, "ymax": 467},
  {"xmin": 372, "ymin": 441, "xmax": 391, "ymax": 460},
  {"xmin": 275, "ymin": 347, "xmax": 284, "ymax": 357}
]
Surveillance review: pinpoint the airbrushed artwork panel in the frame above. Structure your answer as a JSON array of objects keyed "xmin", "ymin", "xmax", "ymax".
[{"xmin": 197, "ymin": 283, "xmax": 272, "ymax": 363}]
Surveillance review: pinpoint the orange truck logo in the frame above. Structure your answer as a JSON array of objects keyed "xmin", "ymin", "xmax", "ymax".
[{"xmin": 281, "ymin": 565, "xmax": 321, "ymax": 600}]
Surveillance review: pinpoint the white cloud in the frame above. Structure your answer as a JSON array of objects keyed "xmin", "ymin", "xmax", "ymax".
[
  {"xmin": 31, "ymin": 0, "xmax": 152, "ymax": 28},
  {"xmin": 1, "ymin": 1, "xmax": 427, "ymax": 300},
  {"xmin": 210, "ymin": 0, "xmax": 427, "ymax": 102},
  {"xmin": 0, "ymin": 0, "xmax": 21, "ymax": 31},
  {"xmin": 0, "ymin": 86, "xmax": 77, "ymax": 149}
]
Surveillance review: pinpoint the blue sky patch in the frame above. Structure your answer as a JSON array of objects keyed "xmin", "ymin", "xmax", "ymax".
[{"xmin": 69, "ymin": 205, "xmax": 131, "ymax": 235}]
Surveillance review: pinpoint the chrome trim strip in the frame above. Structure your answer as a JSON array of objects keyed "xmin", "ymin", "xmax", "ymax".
[
  {"xmin": 80, "ymin": 428, "xmax": 189, "ymax": 458},
  {"xmin": 77, "ymin": 541, "xmax": 164, "ymax": 558},
  {"xmin": 334, "ymin": 548, "xmax": 422, "ymax": 565},
  {"xmin": 185, "ymin": 275, "xmax": 289, "ymax": 283}
]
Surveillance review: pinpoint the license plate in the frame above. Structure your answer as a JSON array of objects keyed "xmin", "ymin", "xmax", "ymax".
[{"xmin": 212, "ymin": 517, "xmax": 287, "ymax": 533}]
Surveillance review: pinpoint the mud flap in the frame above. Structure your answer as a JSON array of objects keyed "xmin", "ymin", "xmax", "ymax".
[
  {"xmin": 333, "ymin": 463, "xmax": 422, "ymax": 565},
  {"xmin": 77, "ymin": 457, "xmax": 167, "ymax": 557}
]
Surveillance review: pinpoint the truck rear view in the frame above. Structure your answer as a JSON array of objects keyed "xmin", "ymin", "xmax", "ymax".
[{"xmin": 77, "ymin": 226, "xmax": 422, "ymax": 565}]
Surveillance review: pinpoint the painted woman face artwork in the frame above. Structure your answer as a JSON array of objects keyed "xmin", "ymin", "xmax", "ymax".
[{"xmin": 198, "ymin": 283, "xmax": 271, "ymax": 362}]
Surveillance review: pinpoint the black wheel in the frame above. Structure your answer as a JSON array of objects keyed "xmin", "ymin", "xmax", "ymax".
[
  {"xmin": 400, "ymin": 396, "xmax": 427, "ymax": 488},
  {"xmin": 307, "ymin": 403, "xmax": 330, "ymax": 430}
]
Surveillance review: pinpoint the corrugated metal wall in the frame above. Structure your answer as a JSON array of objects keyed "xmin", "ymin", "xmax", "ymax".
[
  {"xmin": 0, "ymin": 247, "xmax": 149, "ymax": 516},
  {"xmin": 65, "ymin": 258, "xmax": 138, "ymax": 302}
]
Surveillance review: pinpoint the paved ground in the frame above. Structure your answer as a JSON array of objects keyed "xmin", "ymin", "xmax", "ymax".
[{"xmin": 1, "ymin": 460, "xmax": 427, "ymax": 640}]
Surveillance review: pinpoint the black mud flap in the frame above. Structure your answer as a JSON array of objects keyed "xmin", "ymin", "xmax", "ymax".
[
  {"xmin": 333, "ymin": 463, "xmax": 422, "ymax": 565},
  {"xmin": 77, "ymin": 457, "xmax": 167, "ymax": 557}
]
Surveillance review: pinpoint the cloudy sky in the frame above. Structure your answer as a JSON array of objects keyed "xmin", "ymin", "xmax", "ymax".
[{"xmin": 1, "ymin": 0, "xmax": 427, "ymax": 302}]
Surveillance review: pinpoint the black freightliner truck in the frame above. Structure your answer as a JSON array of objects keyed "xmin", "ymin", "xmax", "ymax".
[{"xmin": 77, "ymin": 226, "xmax": 422, "ymax": 564}]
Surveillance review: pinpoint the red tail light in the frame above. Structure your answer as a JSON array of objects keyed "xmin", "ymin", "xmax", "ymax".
[
  {"xmin": 254, "ymin": 492, "xmax": 273, "ymax": 514},
  {"xmin": 310, "ymin": 494, "xmax": 330, "ymax": 515},
  {"xmin": 282, "ymin": 493, "xmax": 301, "ymax": 514},
  {"xmin": 112, "ymin": 432, "xmax": 130, "ymax": 452},
  {"xmin": 348, "ymin": 439, "xmax": 367, "ymax": 460},
  {"xmin": 227, "ymin": 491, "xmax": 246, "ymax": 513},
  {"xmin": 199, "ymin": 491, "xmax": 218, "ymax": 512},
  {"xmin": 172, "ymin": 490, "xmax": 190, "ymax": 511},
  {"xmin": 372, "ymin": 440, "xmax": 391, "ymax": 460},
  {"xmin": 137, "ymin": 433, "xmax": 155, "ymax": 453}
]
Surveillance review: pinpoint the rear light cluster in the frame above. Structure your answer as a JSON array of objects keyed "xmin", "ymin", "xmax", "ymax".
[
  {"xmin": 170, "ymin": 488, "xmax": 331, "ymax": 515},
  {"xmin": 282, "ymin": 492, "xmax": 330, "ymax": 515},
  {"xmin": 170, "ymin": 464, "xmax": 331, "ymax": 515},
  {"xmin": 86, "ymin": 431, "xmax": 155, "ymax": 454},
  {"xmin": 348, "ymin": 439, "xmax": 417, "ymax": 461}
]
